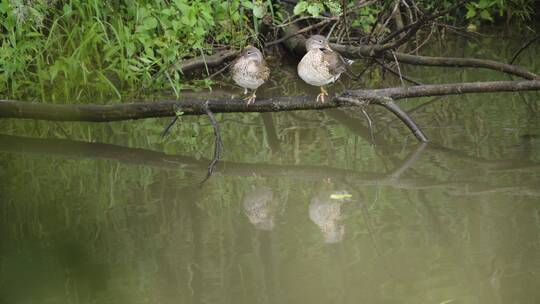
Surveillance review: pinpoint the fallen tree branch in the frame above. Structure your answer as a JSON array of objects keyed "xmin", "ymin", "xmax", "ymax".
[
  {"xmin": 384, "ymin": 52, "xmax": 540, "ymax": 80},
  {"xmin": 379, "ymin": 99, "xmax": 428, "ymax": 142},
  {"xmin": 0, "ymin": 80, "xmax": 540, "ymax": 122},
  {"xmin": 2, "ymin": 80, "xmax": 538, "ymax": 120},
  {"xmin": 174, "ymin": 49, "xmax": 239, "ymax": 74},
  {"xmin": 2, "ymin": 80, "xmax": 540, "ymax": 142},
  {"xmin": 342, "ymin": 80, "xmax": 540, "ymax": 99},
  {"xmin": 279, "ymin": 23, "xmax": 540, "ymax": 80},
  {"xmin": 332, "ymin": 44, "xmax": 540, "ymax": 80},
  {"xmin": 337, "ymin": 95, "xmax": 428, "ymax": 142},
  {"xmin": 142, "ymin": 49, "xmax": 239, "ymax": 91}
]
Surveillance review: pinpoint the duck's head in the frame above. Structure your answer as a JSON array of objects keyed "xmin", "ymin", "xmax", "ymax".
[
  {"xmin": 241, "ymin": 46, "xmax": 264, "ymax": 62},
  {"xmin": 305, "ymin": 35, "xmax": 330, "ymax": 51}
]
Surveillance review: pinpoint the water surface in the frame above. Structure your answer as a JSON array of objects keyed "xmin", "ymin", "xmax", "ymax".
[{"xmin": 1, "ymin": 33, "xmax": 540, "ymax": 304}]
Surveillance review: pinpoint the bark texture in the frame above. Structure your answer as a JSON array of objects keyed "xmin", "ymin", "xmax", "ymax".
[{"xmin": 2, "ymin": 81, "xmax": 539, "ymax": 122}]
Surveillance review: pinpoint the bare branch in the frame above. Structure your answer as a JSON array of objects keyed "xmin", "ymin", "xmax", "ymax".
[
  {"xmin": 278, "ymin": 23, "xmax": 540, "ymax": 80},
  {"xmin": 266, "ymin": 18, "xmax": 336, "ymax": 46},
  {"xmin": 332, "ymin": 43, "xmax": 540, "ymax": 80},
  {"xmin": 509, "ymin": 34, "xmax": 540, "ymax": 64},
  {"xmin": 200, "ymin": 102, "xmax": 223, "ymax": 184},
  {"xmin": 2, "ymin": 81, "xmax": 540, "ymax": 121}
]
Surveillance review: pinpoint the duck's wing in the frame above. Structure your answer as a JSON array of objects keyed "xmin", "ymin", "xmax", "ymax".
[
  {"xmin": 230, "ymin": 54, "xmax": 243, "ymax": 75},
  {"xmin": 256, "ymin": 59, "xmax": 270, "ymax": 81},
  {"xmin": 321, "ymin": 48, "xmax": 354, "ymax": 76}
]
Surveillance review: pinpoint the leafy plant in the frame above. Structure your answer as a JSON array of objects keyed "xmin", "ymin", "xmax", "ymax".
[{"xmin": 0, "ymin": 0, "xmax": 251, "ymax": 101}]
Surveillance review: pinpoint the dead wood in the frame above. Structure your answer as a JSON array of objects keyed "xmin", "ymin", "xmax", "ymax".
[
  {"xmin": 2, "ymin": 80, "xmax": 540, "ymax": 142},
  {"xmin": 280, "ymin": 23, "xmax": 540, "ymax": 80},
  {"xmin": 2, "ymin": 81, "xmax": 539, "ymax": 122}
]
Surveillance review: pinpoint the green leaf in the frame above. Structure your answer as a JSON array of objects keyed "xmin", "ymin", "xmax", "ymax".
[
  {"xmin": 478, "ymin": 0, "xmax": 494, "ymax": 9},
  {"xmin": 62, "ymin": 4, "xmax": 72, "ymax": 15},
  {"xmin": 253, "ymin": 4, "xmax": 266, "ymax": 18},
  {"xmin": 26, "ymin": 31, "xmax": 42, "ymax": 37},
  {"xmin": 143, "ymin": 17, "xmax": 158, "ymax": 29},
  {"xmin": 480, "ymin": 10, "xmax": 493, "ymax": 21},
  {"xmin": 242, "ymin": 1, "xmax": 254, "ymax": 9},
  {"xmin": 466, "ymin": 8, "xmax": 476, "ymax": 19},
  {"xmin": 293, "ymin": 1, "xmax": 308, "ymax": 15},
  {"xmin": 325, "ymin": 1, "xmax": 342, "ymax": 16},
  {"xmin": 0, "ymin": 2, "xmax": 8, "ymax": 14},
  {"xmin": 307, "ymin": 3, "xmax": 323, "ymax": 16}
]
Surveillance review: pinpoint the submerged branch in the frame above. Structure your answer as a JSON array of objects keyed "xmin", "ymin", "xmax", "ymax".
[{"xmin": 200, "ymin": 102, "xmax": 223, "ymax": 184}]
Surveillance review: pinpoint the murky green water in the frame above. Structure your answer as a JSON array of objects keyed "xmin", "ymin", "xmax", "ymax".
[{"xmin": 1, "ymin": 34, "xmax": 540, "ymax": 303}]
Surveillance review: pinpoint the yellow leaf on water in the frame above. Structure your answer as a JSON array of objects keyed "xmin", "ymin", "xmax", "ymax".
[{"xmin": 330, "ymin": 193, "xmax": 352, "ymax": 200}]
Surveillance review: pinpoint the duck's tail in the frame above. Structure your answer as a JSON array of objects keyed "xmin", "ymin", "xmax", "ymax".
[{"xmin": 342, "ymin": 57, "xmax": 360, "ymax": 80}]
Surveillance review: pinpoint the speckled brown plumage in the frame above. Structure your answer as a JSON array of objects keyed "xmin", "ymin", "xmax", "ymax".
[
  {"xmin": 231, "ymin": 46, "xmax": 269, "ymax": 105},
  {"xmin": 298, "ymin": 35, "xmax": 353, "ymax": 102}
]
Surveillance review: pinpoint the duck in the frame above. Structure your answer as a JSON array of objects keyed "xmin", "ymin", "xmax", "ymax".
[
  {"xmin": 297, "ymin": 35, "xmax": 353, "ymax": 102},
  {"xmin": 231, "ymin": 46, "xmax": 270, "ymax": 105}
]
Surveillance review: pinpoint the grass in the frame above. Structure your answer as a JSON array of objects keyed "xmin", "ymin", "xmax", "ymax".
[
  {"xmin": 0, "ymin": 0, "xmax": 536, "ymax": 103},
  {"xmin": 0, "ymin": 0, "xmax": 256, "ymax": 102}
]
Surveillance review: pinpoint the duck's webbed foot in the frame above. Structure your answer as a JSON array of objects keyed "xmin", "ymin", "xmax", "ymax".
[
  {"xmin": 316, "ymin": 87, "xmax": 328, "ymax": 103},
  {"xmin": 244, "ymin": 90, "xmax": 257, "ymax": 105}
]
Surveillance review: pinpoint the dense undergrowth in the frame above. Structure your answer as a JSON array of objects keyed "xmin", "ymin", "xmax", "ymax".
[{"xmin": 0, "ymin": 0, "xmax": 537, "ymax": 102}]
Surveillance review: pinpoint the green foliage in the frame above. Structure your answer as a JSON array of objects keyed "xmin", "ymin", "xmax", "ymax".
[
  {"xmin": 0, "ymin": 0, "xmax": 537, "ymax": 102},
  {"xmin": 463, "ymin": 0, "xmax": 534, "ymax": 24},
  {"xmin": 0, "ymin": 0, "xmax": 252, "ymax": 101},
  {"xmin": 293, "ymin": 0, "xmax": 340, "ymax": 17},
  {"xmin": 351, "ymin": 4, "xmax": 382, "ymax": 33},
  {"xmin": 420, "ymin": 0, "xmax": 535, "ymax": 25}
]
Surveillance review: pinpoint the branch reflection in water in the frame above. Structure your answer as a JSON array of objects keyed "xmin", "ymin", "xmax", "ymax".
[{"xmin": 1, "ymin": 134, "xmax": 539, "ymax": 197}]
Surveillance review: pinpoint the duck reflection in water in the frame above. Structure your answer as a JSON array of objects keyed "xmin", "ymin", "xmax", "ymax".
[
  {"xmin": 309, "ymin": 190, "xmax": 352, "ymax": 244},
  {"xmin": 243, "ymin": 186, "xmax": 276, "ymax": 231}
]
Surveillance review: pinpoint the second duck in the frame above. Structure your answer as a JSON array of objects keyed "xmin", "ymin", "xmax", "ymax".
[{"xmin": 297, "ymin": 35, "xmax": 353, "ymax": 103}]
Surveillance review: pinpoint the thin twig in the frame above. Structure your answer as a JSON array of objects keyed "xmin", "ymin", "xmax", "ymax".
[
  {"xmin": 161, "ymin": 116, "xmax": 179, "ymax": 138},
  {"xmin": 408, "ymin": 25, "xmax": 435, "ymax": 55},
  {"xmin": 207, "ymin": 62, "xmax": 233, "ymax": 80},
  {"xmin": 326, "ymin": 18, "xmax": 340, "ymax": 39},
  {"xmin": 360, "ymin": 107, "xmax": 375, "ymax": 145},
  {"xmin": 509, "ymin": 35, "xmax": 540, "ymax": 65},
  {"xmin": 391, "ymin": 50, "xmax": 405, "ymax": 86},
  {"xmin": 373, "ymin": 58, "xmax": 422, "ymax": 85},
  {"xmin": 200, "ymin": 102, "xmax": 223, "ymax": 184},
  {"xmin": 266, "ymin": 18, "xmax": 336, "ymax": 46},
  {"xmin": 365, "ymin": 0, "xmax": 394, "ymax": 43},
  {"xmin": 275, "ymin": 15, "xmax": 333, "ymax": 27},
  {"xmin": 379, "ymin": 0, "xmax": 465, "ymax": 45}
]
